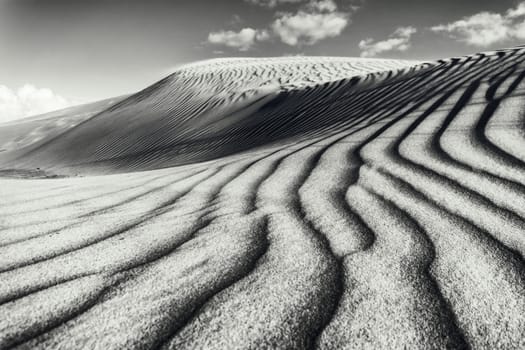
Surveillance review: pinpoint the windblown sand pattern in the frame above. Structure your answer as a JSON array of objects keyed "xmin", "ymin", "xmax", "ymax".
[{"xmin": 1, "ymin": 48, "xmax": 524, "ymax": 349}]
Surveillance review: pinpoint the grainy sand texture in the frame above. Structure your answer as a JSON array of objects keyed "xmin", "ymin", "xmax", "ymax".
[{"xmin": 1, "ymin": 49, "xmax": 524, "ymax": 349}]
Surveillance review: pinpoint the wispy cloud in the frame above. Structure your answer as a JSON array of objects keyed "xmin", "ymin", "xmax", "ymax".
[
  {"xmin": 0, "ymin": 84, "xmax": 70, "ymax": 123},
  {"xmin": 230, "ymin": 14, "xmax": 244, "ymax": 26},
  {"xmin": 431, "ymin": 2, "xmax": 525, "ymax": 46},
  {"xmin": 359, "ymin": 26, "xmax": 417, "ymax": 57},
  {"xmin": 244, "ymin": 0, "xmax": 304, "ymax": 8},
  {"xmin": 208, "ymin": 28, "xmax": 270, "ymax": 51}
]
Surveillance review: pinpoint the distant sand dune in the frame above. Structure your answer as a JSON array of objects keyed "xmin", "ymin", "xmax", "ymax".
[{"xmin": 0, "ymin": 49, "xmax": 524, "ymax": 349}]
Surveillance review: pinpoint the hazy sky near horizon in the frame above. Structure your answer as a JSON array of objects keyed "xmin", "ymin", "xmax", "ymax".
[{"xmin": 1, "ymin": 0, "xmax": 525, "ymax": 120}]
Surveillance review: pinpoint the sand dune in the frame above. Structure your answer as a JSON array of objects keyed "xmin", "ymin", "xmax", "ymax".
[
  {"xmin": 0, "ymin": 57, "xmax": 415, "ymax": 176},
  {"xmin": 1, "ymin": 48, "xmax": 524, "ymax": 349}
]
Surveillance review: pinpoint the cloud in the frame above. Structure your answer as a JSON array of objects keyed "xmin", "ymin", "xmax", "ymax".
[
  {"xmin": 0, "ymin": 84, "xmax": 70, "ymax": 123},
  {"xmin": 508, "ymin": 2, "xmax": 525, "ymax": 18},
  {"xmin": 306, "ymin": 0, "xmax": 337, "ymax": 12},
  {"xmin": 210, "ymin": 0, "xmax": 353, "ymax": 49},
  {"xmin": 207, "ymin": 28, "xmax": 270, "ymax": 51},
  {"xmin": 359, "ymin": 26, "xmax": 417, "ymax": 57},
  {"xmin": 430, "ymin": 2, "xmax": 525, "ymax": 46},
  {"xmin": 272, "ymin": 12, "xmax": 349, "ymax": 45},
  {"xmin": 244, "ymin": 0, "xmax": 304, "ymax": 8},
  {"xmin": 230, "ymin": 14, "xmax": 244, "ymax": 26},
  {"xmin": 271, "ymin": 0, "xmax": 350, "ymax": 46}
]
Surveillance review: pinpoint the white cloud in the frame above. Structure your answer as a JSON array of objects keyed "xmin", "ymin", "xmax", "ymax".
[
  {"xmin": 256, "ymin": 29, "xmax": 271, "ymax": 41},
  {"xmin": 0, "ymin": 84, "xmax": 70, "ymax": 123},
  {"xmin": 271, "ymin": 0, "xmax": 350, "ymax": 46},
  {"xmin": 431, "ymin": 2, "xmax": 525, "ymax": 46},
  {"xmin": 207, "ymin": 28, "xmax": 270, "ymax": 51},
  {"xmin": 210, "ymin": 0, "xmax": 352, "ymax": 49},
  {"xmin": 507, "ymin": 2, "xmax": 525, "ymax": 18},
  {"xmin": 272, "ymin": 11, "xmax": 348, "ymax": 45},
  {"xmin": 359, "ymin": 26, "xmax": 417, "ymax": 57},
  {"xmin": 306, "ymin": 0, "xmax": 337, "ymax": 12},
  {"xmin": 244, "ymin": 0, "xmax": 304, "ymax": 8}
]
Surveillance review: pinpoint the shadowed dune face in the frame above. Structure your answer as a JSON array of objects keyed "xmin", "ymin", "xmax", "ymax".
[
  {"xmin": 1, "ymin": 48, "xmax": 525, "ymax": 349},
  {"xmin": 0, "ymin": 57, "xmax": 416, "ymax": 175}
]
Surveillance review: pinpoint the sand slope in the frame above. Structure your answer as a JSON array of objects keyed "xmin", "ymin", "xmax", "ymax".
[
  {"xmin": 1, "ymin": 49, "xmax": 524, "ymax": 349},
  {"xmin": 0, "ymin": 57, "xmax": 414, "ymax": 175}
]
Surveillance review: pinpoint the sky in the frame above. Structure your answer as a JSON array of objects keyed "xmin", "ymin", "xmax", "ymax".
[{"xmin": 1, "ymin": 0, "xmax": 525, "ymax": 122}]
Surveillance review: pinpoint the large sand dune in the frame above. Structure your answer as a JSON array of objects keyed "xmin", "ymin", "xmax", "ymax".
[
  {"xmin": 0, "ymin": 57, "xmax": 414, "ymax": 175},
  {"xmin": 1, "ymin": 48, "xmax": 524, "ymax": 349}
]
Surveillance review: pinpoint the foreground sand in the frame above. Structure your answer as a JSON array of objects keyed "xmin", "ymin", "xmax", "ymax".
[{"xmin": 0, "ymin": 49, "xmax": 524, "ymax": 349}]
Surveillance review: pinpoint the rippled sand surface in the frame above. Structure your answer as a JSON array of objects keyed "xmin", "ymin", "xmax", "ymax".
[{"xmin": 1, "ymin": 49, "xmax": 524, "ymax": 349}]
